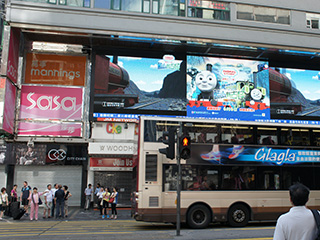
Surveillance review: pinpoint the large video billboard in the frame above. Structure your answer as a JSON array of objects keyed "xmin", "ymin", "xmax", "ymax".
[{"xmin": 186, "ymin": 56, "xmax": 270, "ymax": 121}]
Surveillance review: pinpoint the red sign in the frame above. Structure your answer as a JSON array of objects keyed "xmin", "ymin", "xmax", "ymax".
[{"xmin": 90, "ymin": 157, "xmax": 134, "ymax": 168}]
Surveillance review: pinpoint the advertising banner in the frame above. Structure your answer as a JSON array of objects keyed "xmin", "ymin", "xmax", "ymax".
[
  {"xmin": 186, "ymin": 56, "xmax": 270, "ymax": 121},
  {"xmin": 91, "ymin": 122, "xmax": 138, "ymax": 140},
  {"xmin": 14, "ymin": 143, "xmax": 87, "ymax": 165},
  {"xmin": 24, "ymin": 53, "xmax": 87, "ymax": 86},
  {"xmin": 88, "ymin": 142, "xmax": 137, "ymax": 155},
  {"xmin": 90, "ymin": 157, "xmax": 134, "ymax": 171},
  {"xmin": 17, "ymin": 122, "xmax": 82, "ymax": 137},
  {"xmin": 3, "ymin": 79, "xmax": 16, "ymax": 134},
  {"xmin": 0, "ymin": 27, "xmax": 20, "ymax": 83},
  {"xmin": 189, "ymin": 144, "xmax": 320, "ymax": 166},
  {"xmin": 19, "ymin": 85, "xmax": 83, "ymax": 121}
]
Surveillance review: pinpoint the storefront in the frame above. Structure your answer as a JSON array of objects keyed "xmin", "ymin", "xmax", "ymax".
[
  {"xmin": 88, "ymin": 121, "xmax": 138, "ymax": 206},
  {"xmin": 13, "ymin": 143, "xmax": 88, "ymax": 206}
]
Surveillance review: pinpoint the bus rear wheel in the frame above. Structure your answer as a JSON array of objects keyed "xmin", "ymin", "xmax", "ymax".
[
  {"xmin": 228, "ymin": 204, "xmax": 249, "ymax": 227},
  {"xmin": 187, "ymin": 204, "xmax": 211, "ymax": 229}
]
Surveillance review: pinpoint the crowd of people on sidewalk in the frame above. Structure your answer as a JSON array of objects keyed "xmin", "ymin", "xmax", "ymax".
[
  {"xmin": 85, "ymin": 183, "xmax": 119, "ymax": 220},
  {"xmin": 0, "ymin": 181, "xmax": 72, "ymax": 221}
]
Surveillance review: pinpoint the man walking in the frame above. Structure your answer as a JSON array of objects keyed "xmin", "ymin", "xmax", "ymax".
[
  {"xmin": 54, "ymin": 185, "xmax": 65, "ymax": 219},
  {"xmin": 20, "ymin": 181, "xmax": 31, "ymax": 216},
  {"xmin": 273, "ymin": 183, "xmax": 318, "ymax": 240},
  {"xmin": 51, "ymin": 183, "xmax": 58, "ymax": 218},
  {"xmin": 43, "ymin": 184, "xmax": 53, "ymax": 218},
  {"xmin": 84, "ymin": 184, "xmax": 93, "ymax": 210}
]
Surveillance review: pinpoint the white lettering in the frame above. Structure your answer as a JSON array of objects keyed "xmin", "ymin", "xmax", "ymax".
[{"xmin": 26, "ymin": 93, "xmax": 76, "ymax": 111}]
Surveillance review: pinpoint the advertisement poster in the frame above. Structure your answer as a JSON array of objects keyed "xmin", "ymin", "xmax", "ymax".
[
  {"xmin": 14, "ymin": 143, "xmax": 87, "ymax": 165},
  {"xmin": 17, "ymin": 122, "xmax": 82, "ymax": 137},
  {"xmin": 19, "ymin": 85, "xmax": 83, "ymax": 121},
  {"xmin": 186, "ymin": 56, "xmax": 270, "ymax": 121},
  {"xmin": 3, "ymin": 79, "xmax": 16, "ymax": 134},
  {"xmin": 24, "ymin": 53, "xmax": 87, "ymax": 86},
  {"xmin": 189, "ymin": 144, "xmax": 320, "ymax": 166},
  {"xmin": 93, "ymin": 55, "xmax": 186, "ymax": 115},
  {"xmin": 270, "ymin": 67, "xmax": 320, "ymax": 120}
]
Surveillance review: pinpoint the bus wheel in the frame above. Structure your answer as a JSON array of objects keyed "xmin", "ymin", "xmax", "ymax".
[
  {"xmin": 228, "ymin": 204, "xmax": 249, "ymax": 227},
  {"xmin": 187, "ymin": 205, "xmax": 211, "ymax": 229}
]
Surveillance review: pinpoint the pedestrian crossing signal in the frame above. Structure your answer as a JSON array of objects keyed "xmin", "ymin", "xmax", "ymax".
[{"xmin": 180, "ymin": 135, "xmax": 191, "ymax": 159}]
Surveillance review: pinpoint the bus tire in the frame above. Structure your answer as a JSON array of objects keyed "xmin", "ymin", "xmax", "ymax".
[
  {"xmin": 228, "ymin": 204, "xmax": 250, "ymax": 227},
  {"xmin": 187, "ymin": 204, "xmax": 211, "ymax": 229}
]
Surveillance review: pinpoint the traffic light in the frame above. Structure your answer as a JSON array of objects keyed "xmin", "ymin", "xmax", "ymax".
[
  {"xmin": 179, "ymin": 134, "xmax": 191, "ymax": 159},
  {"xmin": 159, "ymin": 129, "xmax": 175, "ymax": 160}
]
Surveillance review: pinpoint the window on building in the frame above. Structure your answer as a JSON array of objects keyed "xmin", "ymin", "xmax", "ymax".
[
  {"xmin": 152, "ymin": 0, "xmax": 184, "ymax": 16},
  {"xmin": 188, "ymin": 0, "xmax": 230, "ymax": 21},
  {"xmin": 307, "ymin": 13, "xmax": 320, "ymax": 29},
  {"xmin": 94, "ymin": 0, "xmax": 111, "ymax": 9},
  {"xmin": 237, "ymin": 4, "xmax": 290, "ymax": 25}
]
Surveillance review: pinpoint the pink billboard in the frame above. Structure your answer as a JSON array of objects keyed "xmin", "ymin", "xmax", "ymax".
[
  {"xmin": 17, "ymin": 122, "xmax": 82, "ymax": 137},
  {"xmin": 19, "ymin": 85, "xmax": 83, "ymax": 120},
  {"xmin": 3, "ymin": 79, "xmax": 16, "ymax": 134},
  {"xmin": 7, "ymin": 28, "xmax": 20, "ymax": 83}
]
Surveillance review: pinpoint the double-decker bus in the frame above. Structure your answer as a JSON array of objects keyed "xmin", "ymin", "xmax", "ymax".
[{"xmin": 132, "ymin": 116, "xmax": 320, "ymax": 228}]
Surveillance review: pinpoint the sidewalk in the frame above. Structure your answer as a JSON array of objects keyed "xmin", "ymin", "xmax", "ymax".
[{"xmin": 1, "ymin": 207, "xmax": 132, "ymax": 222}]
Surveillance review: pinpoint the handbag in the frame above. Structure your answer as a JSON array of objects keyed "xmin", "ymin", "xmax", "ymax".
[
  {"xmin": 311, "ymin": 209, "xmax": 320, "ymax": 240},
  {"xmin": 109, "ymin": 198, "xmax": 114, "ymax": 203},
  {"xmin": 38, "ymin": 197, "xmax": 42, "ymax": 205}
]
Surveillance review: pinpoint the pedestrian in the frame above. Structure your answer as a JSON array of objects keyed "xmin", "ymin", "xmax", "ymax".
[
  {"xmin": 84, "ymin": 184, "xmax": 93, "ymax": 210},
  {"xmin": 54, "ymin": 185, "xmax": 65, "ymax": 219},
  {"xmin": 96, "ymin": 186, "xmax": 105, "ymax": 215},
  {"xmin": 0, "ymin": 187, "xmax": 8, "ymax": 220},
  {"xmin": 28, "ymin": 187, "xmax": 46, "ymax": 221},
  {"xmin": 102, "ymin": 187, "xmax": 110, "ymax": 219},
  {"xmin": 110, "ymin": 187, "xmax": 118, "ymax": 220},
  {"xmin": 43, "ymin": 184, "xmax": 53, "ymax": 219},
  {"xmin": 51, "ymin": 183, "xmax": 58, "ymax": 218},
  {"xmin": 10, "ymin": 185, "xmax": 18, "ymax": 202},
  {"xmin": 94, "ymin": 183, "xmax": 100, "ymax": 208},
  {"xmin": 20, "ymin": 181, "xmax": 31, "ymax": 216},
  {"xmin": 63, "ymin": 185, "xmax": 72, "ymax": 218},
  {"xmin": 273, "ymin": 183, "xmax": 318, "ymax": 240}
]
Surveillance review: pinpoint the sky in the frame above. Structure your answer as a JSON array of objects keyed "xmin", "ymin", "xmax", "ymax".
[
  {"xmin": 280, "ymin": 68, "xmax": 320, "ymax": 101},
  {"xmin": 109, "ymin": 56, "xmax": 181, "ymax": 92}
]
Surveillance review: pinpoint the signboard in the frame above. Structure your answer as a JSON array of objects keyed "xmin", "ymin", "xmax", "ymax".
[
  {"xmin": 3, "ymin": 79, "xmax": 16, "ymax": 134},
  {"xmin": 14, "ymin": 143, "xmax": 87, "ymax": 165},
  {"xmin": 19, "ymin": 85, "xmax": 83, "ymax": 121},
  {"xmin": 91, "ymin": 122, "xmax": 138, "ymax": 140},
  {"xmin": 90, "ymin": 157, "xmax": 134, "ymax": 171},
  {"xmin": 17, "ymin": 122, "xmax": 82, "ymax": 137},
  {"xmin": 187, "ymin": 56, "xmax": 270, "ymax": 121},
  {"xmin": 189, "ymin": 144, "xmax": 320, "ymax": 166},
  {"xmin": 24, "ymin": 53, "xmax": 87, "ymax": 86},
  {"xmin": 0, "ymin": 27, "xmax": 20, "ymax": 83},
  {"xmin": 88, "ymin": 142, "xmax": 137, "ymax": 155}
]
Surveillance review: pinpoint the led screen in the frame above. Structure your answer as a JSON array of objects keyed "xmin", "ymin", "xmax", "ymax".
[{"xmin": 186, "ymin": 56, "xmax": 270, "ymax": 121}]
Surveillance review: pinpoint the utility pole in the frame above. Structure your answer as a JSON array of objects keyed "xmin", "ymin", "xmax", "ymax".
[{"xmin": 176, "ymin": 122, "xmax": 182, "ymax": 236}]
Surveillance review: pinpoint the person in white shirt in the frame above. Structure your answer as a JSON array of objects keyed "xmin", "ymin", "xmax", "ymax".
[
  {"xmin": 84, "ymin": 184, "xmax": 93, "ymax": 210},
  {"xmin": 273, "ymin": 183, "xmax": 318, "ymax": 240},
  {"xmin": 51, "ymin": 183, "xmax": 58, "ymax": 217},
  {"xmin": 96, "ymin": 187, "xmax": 105, "ymax": 215},
  {"xmin": 43, "ymin": 184, "xmax": 53, "ymax": 218}
]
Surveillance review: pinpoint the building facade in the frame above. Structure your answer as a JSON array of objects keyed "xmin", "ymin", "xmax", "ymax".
[{"xmin": 0, "ymin": 0, "xmax": 320, "ymax": 206}]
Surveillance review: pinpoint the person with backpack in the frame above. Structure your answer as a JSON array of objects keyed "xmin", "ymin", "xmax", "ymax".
[
  {"xmin": 27, "ymin": 187, "xmax": 46, "ymax": 221},
  {"xmin": 273, "ymin": 183, "xmax": 320, "ymax": 240},
  {"xmin": 63, "ymin": 185, "xmax": 72, "ymax": 218}
]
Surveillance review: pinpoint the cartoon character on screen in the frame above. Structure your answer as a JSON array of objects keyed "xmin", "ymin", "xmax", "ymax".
[
  {"xmin": 237, "ymin": 81, "xmax": 266, "ymax": 109},
  {"xmin": 188, "ymin": 63, "xmax": 219, "ymax": 106}
]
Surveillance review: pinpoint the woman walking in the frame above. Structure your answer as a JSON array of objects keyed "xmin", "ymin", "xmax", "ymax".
[
  {"xmin": 0, "ymin": 188, "xmax": 8, "ymax": 220},
  {"xmin": 28, "ymin": 187, "xmax": 46, "ymax": 221},
  {"xmin": 102, "ymin": 187, "xmax": 110, "ymax": 219},
  {"xmin": 110, "ymin": 187, "xmax": 118, "ymax": 220}
]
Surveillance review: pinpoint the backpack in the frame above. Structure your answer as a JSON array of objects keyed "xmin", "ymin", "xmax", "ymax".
[{"xmin": 311, "ymin": 209, "xmax": 320, "ymax": 240}]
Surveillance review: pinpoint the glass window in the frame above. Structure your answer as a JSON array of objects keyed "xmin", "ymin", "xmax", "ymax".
[
  {"xmin": 257, "ymin": 127, "xmax": 277, "ymax": 145},
  {"xmin": 121, "ymin": 0, "xmax": 142, "ymax": 12},
  {"xmin": 146, "ymin": 154, "xmax": 157, "ymax": 181},
  {"xmin": 188, "ymin": 0, "xmax": 230, "ymax": 21},
  {"xmin": 221, "ymin": 166, "xmax": 256, "ymax": 190},
  {"xmin": 282, "ymin": 167, "xmax": 314, "ymax": 190},
  {"xmin": 221, "ymin": 125, "xmax": 253, "ymax": 145},
  {"xmin": 94, "ymin": 0, "xmax": 111, "ymax": 8},
  {"xmin": 158, "ymin": 0, "xmax": 179, "ymax": 15},
  {"xmin": 280, "ymin": 128, "xmax": 310, "ymax": 146},
  {"xmin": 306, "ymin": 13, "xmax": 320, "ymax": 29},
  {"xmin": 257, "ymin": 167, "xmax": 280, "ymax": 190},
  {"xmin": 237, "ymin": 4, "xmax": 290, "ymax": 25},
  {"xmin": 312, "ymin": 129, "xmax": 320, "ymax": 146}
]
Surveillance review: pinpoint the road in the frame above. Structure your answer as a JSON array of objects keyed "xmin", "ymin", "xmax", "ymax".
[{"xmin": 0, "ymin": 219, "xmax": 275, "ymax": 240}]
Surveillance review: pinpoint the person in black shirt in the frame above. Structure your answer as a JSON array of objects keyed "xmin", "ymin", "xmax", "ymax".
[
  {"xmin": 54, "ymin": 185, "xmax": 65, "ymax": 219},
  {"xmin": 20, "ymin": 181, "xmax": 31, "ymax": 216}
]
